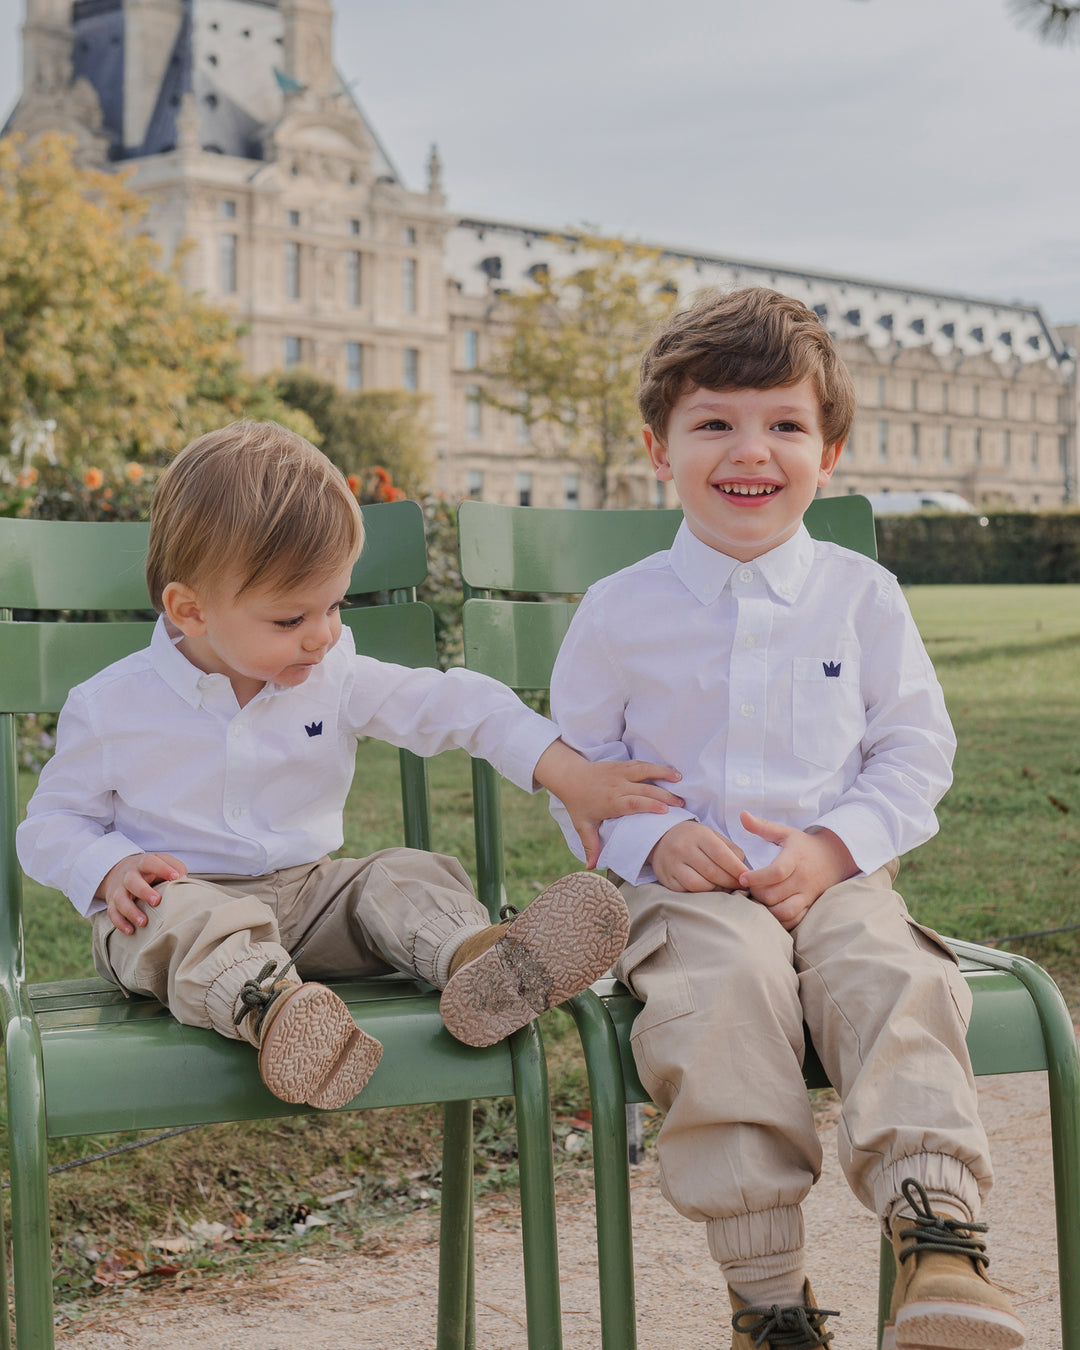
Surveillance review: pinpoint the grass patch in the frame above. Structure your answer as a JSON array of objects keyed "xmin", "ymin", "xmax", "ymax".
[{"xmin": 6, "ymin": 583, "xmax": 1080, "ymax": 1310}]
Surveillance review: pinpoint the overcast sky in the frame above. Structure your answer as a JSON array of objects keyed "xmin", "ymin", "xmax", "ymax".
[{"xmin": 2, "ymin": 0, "xmax": 1079, "ymax": 323}]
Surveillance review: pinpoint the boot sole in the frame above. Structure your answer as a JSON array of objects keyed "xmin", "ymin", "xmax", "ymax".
[
  {"xmin": 439, "ymin": 873, "xmax": 630, "ymax": 1047},
  {"xmin": 886, "ymin": 1300, "xmax": 1027, "ymax": 1350},
  {"xmin": 258, "ymin": 983, "xmax": 383, "ymax": 1110}
]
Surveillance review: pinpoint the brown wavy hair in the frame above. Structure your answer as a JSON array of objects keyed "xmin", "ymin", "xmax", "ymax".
[{"xmin": 637, "ymin": 287, "xmax": 856, "ymax": 446}]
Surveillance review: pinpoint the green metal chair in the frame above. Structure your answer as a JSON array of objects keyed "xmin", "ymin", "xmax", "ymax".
[
  {"xmin": 0, "ymin": 501, "xmax": 564, "ymax": 1350},
  {"xmin": 458, "ymin": 496, "xmax": 1080, "ymax": 1350}
]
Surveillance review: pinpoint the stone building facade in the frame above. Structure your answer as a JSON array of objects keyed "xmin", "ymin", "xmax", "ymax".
[{"xmin": 6, "ymin": 0, "xmax": 1077, "ymax": 512}]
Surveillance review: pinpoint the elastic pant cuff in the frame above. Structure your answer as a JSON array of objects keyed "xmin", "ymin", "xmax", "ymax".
[
  {"xmin": 707, "ymin": 1204, "xmax": 806, "ymax": 1269},
  {"xmin": 411, "ymin": 912, "xmax": 488, "ymax": 988},
  {"xmin": 204, "ymin": 949, "xmax": 291, "ymax": 1042},
  {"xmin": 876, "ymin": 1152, "xmax": 985, "ymax": 1231}
]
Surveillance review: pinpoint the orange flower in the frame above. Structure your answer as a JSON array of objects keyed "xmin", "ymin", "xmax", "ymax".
[
  {"xmin": 347, "ymin": 473, "xmax": 361, "ymax": 495},
  {"xmin": 124, "ymin": 462, "xmax": 144, "ymax": 483},
  {"xmin": 83, "ymin": 467, "xmax": 105, "ymax": 490},
  {"xmin": 16, "ymin": 466, "xmax": 38, "ymax": 487}
]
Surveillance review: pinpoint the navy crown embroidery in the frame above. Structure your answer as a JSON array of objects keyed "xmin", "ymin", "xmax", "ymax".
[
  {"xmin": 305, "ymin": 721, "xmax": 323, "ymax": 738},
  {"xmin": 822, "ymin": 661, "xmax": 842, "ymax": 678}
]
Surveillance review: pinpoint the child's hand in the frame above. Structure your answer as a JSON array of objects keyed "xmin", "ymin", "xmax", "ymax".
[
  {"xmin": 98, "ymin": 852, "xmax": 188, "ymax": 936},
  {"xmin": 736, "ymin": 813, "xmax": 858, "ymax": 930},
  {"xmin": 648, "ymin": 821, "xmax": 746, "ymax": 892},
  {"xmin": 535, "ymin": 739, "xmax": 684, "ymax": 869}
]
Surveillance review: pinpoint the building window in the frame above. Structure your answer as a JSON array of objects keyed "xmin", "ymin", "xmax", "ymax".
[
  {"xmin": 654, "ymin": 478, "xmax": 667, "ymax": 508},
  {"xmin": 877, "ymin": 375, "xmax": 886, "ymax": 407},
  {"xmin": 911, "ymin": 423, "xmax": 920, "ymax": 463},
  {"xmin": 972, "ymin": 385, "xmax": 980, "ymax": 415},
  {"xmin": 221, "ymin": 199, "xmax": 237, "ymax": 219},
  {"xmin": 515, "ymin": 393, "xmax": 530, "ymax": 444},
  {"xmin": 403, "ymin": 226, "xmax": 417, "ymax": 245},
  {"xmin": 463, "ymin": 328, "xmax": 479, "ymax": 371},
  {"xmin": 284, "ymin": 335, "xmax": 301, "ymax": 368},
  {"xmin": 517, "ymin": 472, "xmax": 532, "ymax": 507},
  {"xmin": 403, "ymin": 347, "xmax": 419, "ymax": 391},
  {"xmin": 1031, "ymin": 432, "xmax": 1040, "ymax": 467},
  {"xmin": 877, "ymin": 420, "xmax": 888, "ymax": 463},
  {"xmin": 1060, "ymin": 435, "xmax": 1069, "ymax": 469},
  {"xmin": 402, "ymin": 257, "xmax": 417, "ymax": 314},
  {"xmin": 564, "ymin": 473, "xmax": 580, "ymax": 509},
  {"xmin": 220, "ymin": 233, "xmax": 237, "ymax": 293},
  {"xmin": 349, "ymin": 217, "xmax": 361, "ymax": 236},
  {"xmin": 465, "ymin": 384, "xmax": 482, "ymax": 438},
  {"xmin": 346, "ymin": 251, "xmax": 361, "ymax": 307},
  {"xmin": 911, "ymin": 379, "xmax": 918, "ymax": 410},
  {"xmin": 466, "ymin": 469, "xmax": 483, "ymax": 500},
  {"xmin": 974, "ymin": 428, "xmax": 982, "ymax": 463},
  {"xmin": 345, "ymin": 342, "xmax": 363, "ymax": 391},
  {"xmin": 942, "ymin": 382, "xmax": 949, "ymax": 413},
  {"xmin": 1030, "ymin": 391, "xmax": 1037, "ymax": 420},
  {"xmin": 1001, "ymin": 387, "xmax": 1008, "ymax": 417},
  {"xmin": 943, "ymin": 425, "xmax": 952, "ymax": 467},
  {"xmin": 284, "ymin": 240, "xmax": 300, "ymax": 299},
  {"xmin": 1003, "ymin": 429, "xmax": 1011, "ymax": 467},
  {"xmin": 287, "ymin": 209, "xmax": 300, "ymax": 227}
]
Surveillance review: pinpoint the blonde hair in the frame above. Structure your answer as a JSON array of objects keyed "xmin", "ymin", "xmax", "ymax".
[
  {"xmin": 638, "ymin": 287, "xmax": 857, "ymax": 446},
  {"xmin": 146, "ymin": 421, "xmax": 364, "ymax": 611}
]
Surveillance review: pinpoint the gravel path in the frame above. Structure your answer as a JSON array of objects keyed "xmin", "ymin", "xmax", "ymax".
[{"xmin": 57, "ymin": 1069, "xmax": 1062, "ymax": 1349}]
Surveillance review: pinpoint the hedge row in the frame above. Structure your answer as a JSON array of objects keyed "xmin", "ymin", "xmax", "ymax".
[{"xmin": 873, "ymin": 511, "xmax": 1080, "ymax": 585}]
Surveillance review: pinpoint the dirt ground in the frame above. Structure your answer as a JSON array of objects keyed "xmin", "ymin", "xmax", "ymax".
[{"xmin": 55, "ymin": 1068, "xmax": 1062, "ymax": 1350}]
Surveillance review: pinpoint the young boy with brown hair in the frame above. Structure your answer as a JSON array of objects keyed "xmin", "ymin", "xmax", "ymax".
[
  {"xmin": 17, "ymin": 421, "xmax": 684, "ymax": 1112},
  {"xmin": 549, "ymin": 288, "xmax": 1025, "ymax": 1349}
]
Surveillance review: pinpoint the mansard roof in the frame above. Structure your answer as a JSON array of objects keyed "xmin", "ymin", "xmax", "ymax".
[
  {"xmin": 69, "ymin": 0, "xmax": 399, "ymax": 178},
  {"xmin": 447, "ymin": 217, "xmax": 1070, "ymax": 368}
]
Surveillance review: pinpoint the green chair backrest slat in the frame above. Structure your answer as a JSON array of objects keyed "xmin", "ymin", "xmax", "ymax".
[
  {"xmin": 0, "ymin": 623, "xmax": 156, "ymax": 714},
  {"xmin": 0, "ymin": 499, "xmax": 427, "ymax": 614},
  {"xmin": 458, "ymin": 495, "xmax": 876, "ymax": 595}
]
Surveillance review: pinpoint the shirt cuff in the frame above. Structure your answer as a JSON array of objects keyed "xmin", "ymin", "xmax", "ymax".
[
  {"xmin": 498, "ymin": 714, "xmax": 563, "ymax": 795},
  {"xmin": 599, "ymin": 807, "xmax": 698, "ymax": 885},
  {"xmin": 71, "ymin": 832, "xmax": 147, "ymax": 918}
]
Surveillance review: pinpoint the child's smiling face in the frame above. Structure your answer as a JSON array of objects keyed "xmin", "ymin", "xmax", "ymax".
[{"xmin": 643, "ymin": 379, "xmax": 842, "ymax": 562}]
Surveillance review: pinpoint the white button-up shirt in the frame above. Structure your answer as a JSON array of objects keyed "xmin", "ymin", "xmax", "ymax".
[
  {"xmin": 18, "ymin": 618, "xmax": 559, "ymax": 916},
  {"xmin": 550, "ymin": 521, "xmax": 955, "ymax": 886}
]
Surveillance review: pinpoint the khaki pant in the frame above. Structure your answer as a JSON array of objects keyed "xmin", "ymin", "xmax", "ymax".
[
  {"xmin": 92, "ymin": 849, "xmax": 488, "ymax": 1040},
  {"xmin": 614, "ymin": 864, "xmax": 993, "ymax": 1282}
]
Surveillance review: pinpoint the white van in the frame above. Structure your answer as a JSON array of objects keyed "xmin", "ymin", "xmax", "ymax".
[{"xmin": 863, "ymin": 491, "xmax": 978, "ymax": 517}]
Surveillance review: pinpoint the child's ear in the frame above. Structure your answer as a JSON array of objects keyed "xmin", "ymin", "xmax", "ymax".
[
  {"xmin": 643, "ymin": 426, "xmax": 673, "ymax": 481},
  {"xmin": 818, "ymin": 440, "xmax": 844, "ymax": 487},
  {"xmin": 161, "ymin": 582, "xmax": 208, "ymax": 635}
]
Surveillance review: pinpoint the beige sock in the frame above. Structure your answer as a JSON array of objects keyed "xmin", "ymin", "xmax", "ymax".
[{"xmin": 731, "ymin": 1271, "xmax": 808, "ymax": 1308}]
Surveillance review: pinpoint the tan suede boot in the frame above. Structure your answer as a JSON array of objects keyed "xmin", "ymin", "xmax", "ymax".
[
  {"xmin": 234, "ymin": 957, "xmax": 383, "ymax": 1111},
  {"xmin": 439, "ymin": 872, "xmax": 629, "ymax": 1046},
  {"xmin": 729, "ymin": 1280, "xmax": 837, "ymax": 1349},
  {"xmin": 883, "ymin": 1178, "xmax": 1026, "ymax": 1350}
]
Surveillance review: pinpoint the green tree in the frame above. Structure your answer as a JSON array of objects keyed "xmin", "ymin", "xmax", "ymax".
[
  {"xmin": 0, "ymin": 132, "xmax": 310, "ymax": 481},
  {"xmin": 274, "ymin": 371, "xmax": 430, "ymax": 496},
  {"xmin": 484, "ymin": 233, "xmax": 679, "ymax": 507},
  {"xmin": 1008, "ymin": 0, "xmax": 1080, "ymax": 43}
]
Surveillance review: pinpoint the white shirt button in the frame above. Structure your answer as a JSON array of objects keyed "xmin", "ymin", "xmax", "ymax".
[
  {"xmin": 231, "ymin": 807, "xmax": 242, "ymax": 820},
  {"xmin": 740, "ymin": 702, "xmax": 755, "ymax": 718},
  {"xmin": 230, "ymin": 724, "xmax": 243, "ymax": 737},
  {"xmin": 736, "ymin": 772, "xmax": 751, "ymax": 788},
  {"xmin": 743, "ymin": 634, "xmax": 758, "ymax": 649},
  {"xmin": 739, "ymin": 567, "xmax": 754, "ymax": 583}
]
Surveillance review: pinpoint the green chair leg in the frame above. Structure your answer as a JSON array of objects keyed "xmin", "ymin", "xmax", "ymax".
[
  {"xmin": 438, "ymin": 1099, "xmax": 474, "ymax": 1350},
  {"xmin": 509, "ymin": 1022, "xmax": 563, "ymax": 1350},
  {"xmin": 877, "ymin": 1232, "xmax": 896, "ymax": 1349},
  {"xmin": 566, "ymin": 991, "xmax": 638, "ymax": 1350},
  {"xmin": 950, "ymin": 941, "xmax": 1080, "ymax": 1349},
  {"xmin": 5, "ymin": 1015, "xmax": 54, "ymax": 1350}
]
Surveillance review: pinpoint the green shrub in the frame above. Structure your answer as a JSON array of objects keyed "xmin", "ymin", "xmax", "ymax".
[{"xmin": 875, "ymin": 510, "xmax": 1080, "ymax": 584}]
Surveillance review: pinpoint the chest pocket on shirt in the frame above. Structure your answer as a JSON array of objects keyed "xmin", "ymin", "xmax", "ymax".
[{"xmin": 791, "ymin": 656, "xmax": 865, "ymax": 771}]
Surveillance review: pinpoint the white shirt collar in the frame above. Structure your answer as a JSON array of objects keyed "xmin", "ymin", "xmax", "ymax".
[{"xmin": 669, "ymin": 519, "xmax": 814, "ymax": 607}]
